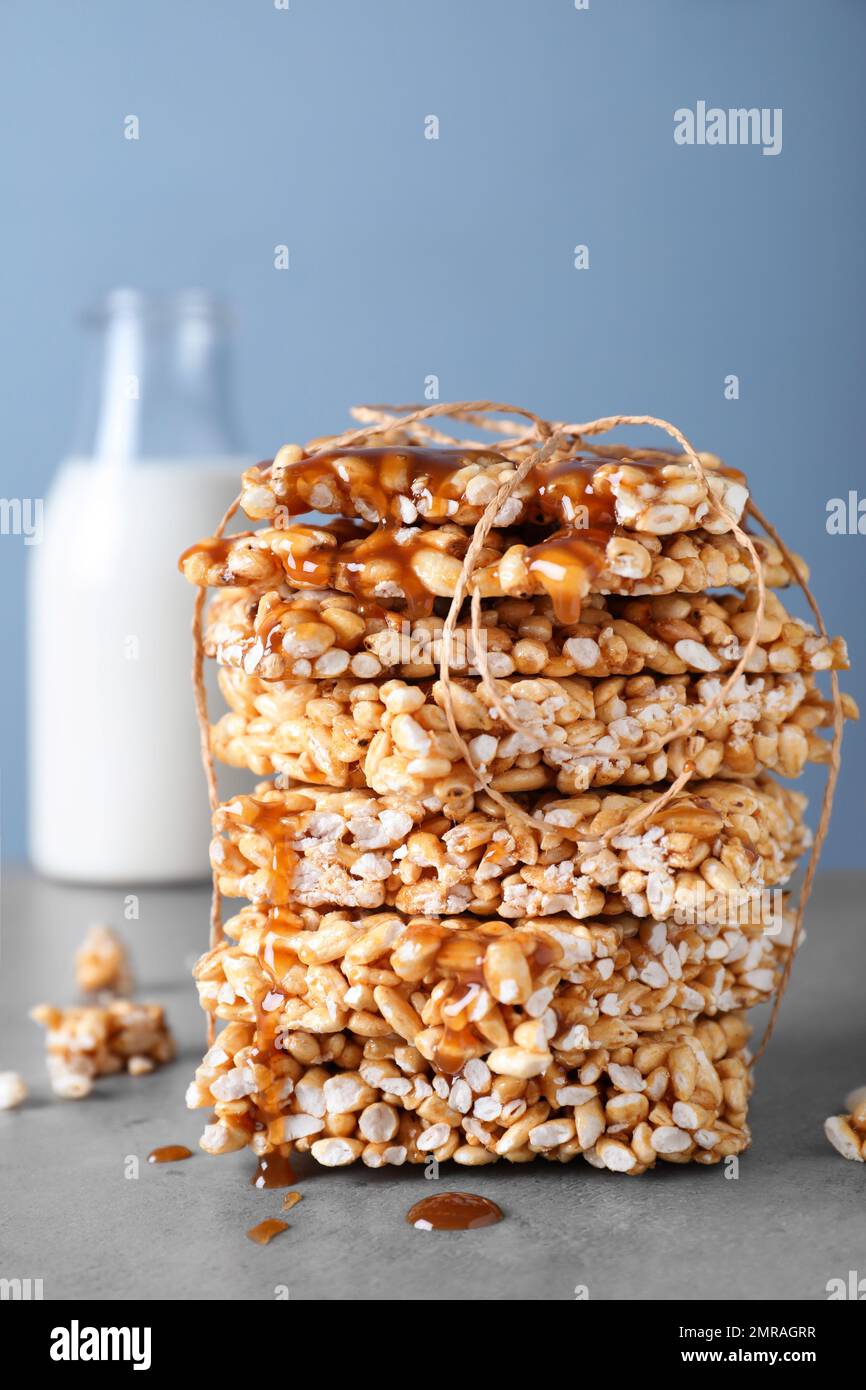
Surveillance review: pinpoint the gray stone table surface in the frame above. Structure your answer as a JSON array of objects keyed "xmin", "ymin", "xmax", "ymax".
[{"xmin": 0, "ymin": 868, "xmax": 864, "ymax": 1302}]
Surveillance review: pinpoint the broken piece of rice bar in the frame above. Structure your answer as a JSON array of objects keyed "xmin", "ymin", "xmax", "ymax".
[
  {"xmin": 209, "ymin": 776, "xmax": 808, "ymax": 923},
  {"xmin": 31, "ymin": 1001, "xmax": 175, "ymax": 1099},
  {"xmin": 0, "ymin": 1073, "xmax": 28, "ymax": 1110},
  {"xmin": 824, "ymin": 1091, "xmax": 866, "ymax": 1162},
  {"xmin": 75, "ymin": 923, "xmax": 133, "ymax": 998}
]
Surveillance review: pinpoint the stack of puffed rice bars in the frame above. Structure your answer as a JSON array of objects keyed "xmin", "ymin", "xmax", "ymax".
[{"xmin": 180, "ymin": 410, "xmax": 855, "ymax": 1174}]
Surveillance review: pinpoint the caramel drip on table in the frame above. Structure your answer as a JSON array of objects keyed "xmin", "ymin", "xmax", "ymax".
[
  {"xmin": 251, "ymin": 1153, "xmax": 297, "ymax": 1189},
  {"xmin": 147, "ymin": 1145, "xmax": 193, "ymax": 1163},
  {"xmin": 407, "ymin": 1192, "xmax": 503, "ymax": 1230},
  {"xmin": 246, "ymin": 1218, "xmax": 288, "ymax": 1245}
]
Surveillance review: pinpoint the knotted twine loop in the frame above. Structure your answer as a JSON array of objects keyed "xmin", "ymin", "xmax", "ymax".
[{"xmin": 189, "ymin": 399, "xmax": 843, "ymax": 1061}]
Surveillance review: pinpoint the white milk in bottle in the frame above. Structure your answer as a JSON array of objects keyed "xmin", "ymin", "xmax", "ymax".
[{"xmin": 29, "ymin": 291, "xmax": 253, "ymax": 882}]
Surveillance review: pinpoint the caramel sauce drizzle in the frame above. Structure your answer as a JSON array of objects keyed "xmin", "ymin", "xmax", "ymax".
[
  {"xmin": 178, "ymin": 532, "xmax": 255, "ymax": 576},
  {"xmin": 147, "ymin": 1144, "xmax": 193, "ymax": 1164},
  {"xmin": 274, "ymin": 520, "xmax": 369, "ymax": 594},
  {"xmin": 389, "ymin": 922, "xmax": 561, "ymax": 1075},
  {"xmin": 407, "ymin": 1192, "xmax": 503, "ymax": 1230},
  {"xmin": 268, "ymin": 444, "xmax": 508, "ymax": 520},
  {"xmin": 258, "ymin": 907, "xmax": 305, "ymax": 981},
  {"xmin": 221, "ymin": 796, "xmax": 300, "ymax": 876},
  {"xmin": 516, "ymin": 526, "xmax": 614, "ymax": 625}
]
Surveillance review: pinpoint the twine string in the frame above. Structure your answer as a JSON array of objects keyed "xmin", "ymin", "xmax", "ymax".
[
  {"xmin": 438, "ymin": 431, "xmax": 564, "ymax": 823},
  {"xmin": 744, "ymin": 500, "xmax": 843, "ymax": 1063},
  {"xmin": 191, "ymin": 489, "xmax": 244, "ymax": 1043}
]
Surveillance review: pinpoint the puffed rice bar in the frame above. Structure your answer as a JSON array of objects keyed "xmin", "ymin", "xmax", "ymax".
[
  {"xmin": 209, "ymin": 776, "xmax": 809, "ymax": 923},
  {"xmin": 203, "ymin": 586, "xmax": 849, "ymax": 686},
  {"xmin": 198, "ymin": 900, "xmax": 796, "ymax": 1044},
  {"xmin": 187, "ymin": 985, "xmax": 754, "ymax": 1171},
  {"xmin": 211, "ymin": 665, "xmax": 846, "ymax": 795},
  {"xmin": 181, "ymin": 520, "xmax": 800, "ymax": 616},
  {"xmin": 183, "ymin": 522, "xmax": 811, "ymax": 628},
  {"xmin": 239, "ymin": 442, "xmax": 749, "ymax": 536}
]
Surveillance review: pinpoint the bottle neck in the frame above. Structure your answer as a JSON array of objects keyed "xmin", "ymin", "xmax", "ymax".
[{"xmin": 74, "ymin": 291, "xmax": 244, "ymax": 463}]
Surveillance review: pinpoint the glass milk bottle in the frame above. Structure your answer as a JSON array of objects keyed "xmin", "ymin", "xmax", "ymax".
[{"xmin": 29, "ymin": 290, "xmax": 252, "ymax": 882}]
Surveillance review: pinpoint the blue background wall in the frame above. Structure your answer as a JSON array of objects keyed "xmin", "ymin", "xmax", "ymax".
[{"xmin": 1, "ymin": 0, "xmax": 864, "ymax": 863}]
